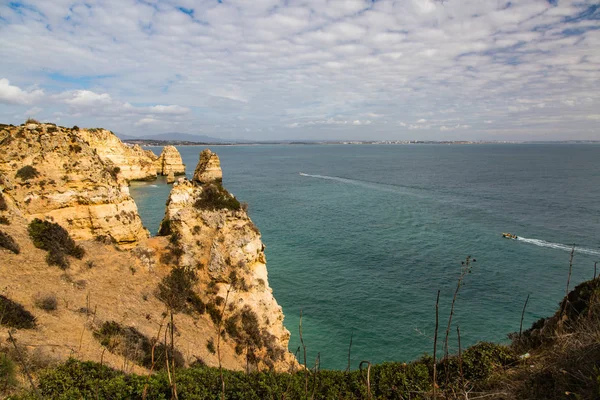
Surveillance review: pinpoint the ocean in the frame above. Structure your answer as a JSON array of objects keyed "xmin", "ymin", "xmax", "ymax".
[{"xmin": 129, "ymin": 144, "xmax": 600, "ymax": 370}]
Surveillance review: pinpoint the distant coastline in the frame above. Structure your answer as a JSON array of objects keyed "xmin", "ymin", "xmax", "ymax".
[{"xmin": 124, "ymin": 138, "xmax": 600, "ymax": 147}]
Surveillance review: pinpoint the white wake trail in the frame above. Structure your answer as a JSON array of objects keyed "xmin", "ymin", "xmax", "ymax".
[{"xmin": 517, "ymin": 237, "xmax": 600, "ymax": 256}]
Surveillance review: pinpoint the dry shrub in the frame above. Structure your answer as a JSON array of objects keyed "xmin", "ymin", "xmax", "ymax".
[
  {"xmin": 34, "ymin": 293, "xmax": 58, "ymax": 311},
  {"xmin": 93, "ymin": 321, "xmax": 184, "ymax": 370},
  {"xmin": 0, "ymin": 231, "xmax": 19, "ymax": 254}
]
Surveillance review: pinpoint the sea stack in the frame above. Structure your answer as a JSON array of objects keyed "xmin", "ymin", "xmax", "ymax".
[
  {"xmin": 155, "ymin": 145, "xmax": 185, "ymax": 176},
  {"xmin": 193, "ymin": 149, "xmax": 222, "ymax": 183},
  {"xmin": 158, "ymin": 150, "xmax": 295, "ymax": 371},
  {"xmin": 166, "ymin": 170, "xmax": 175, "ymax": 184}
]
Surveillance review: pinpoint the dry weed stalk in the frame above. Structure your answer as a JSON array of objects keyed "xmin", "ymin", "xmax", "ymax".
[
  {"xmin": 7, "ymin": 330, "xmax": 42, "ymax": 399},
  {"xmin": 518, "ymin": 294, "xmax": 530, "ymax": 338},
  {"xmin": 142, "ymin": 315, "xmax": 166, "ymax": 400},
  {"xmin": 433, "ymin": 289, "xmax": 440, "ymax": 399},
  {"xmin": 299, "ymin": 309, "xmax": 308, "ymax": 397},
  {"xmin": 359, "ymin": 360, "xmax": 372, "ymax": 400},
  {"xmin": 217, "ymin": 285, "xmax": 232, "ymax": 400}
]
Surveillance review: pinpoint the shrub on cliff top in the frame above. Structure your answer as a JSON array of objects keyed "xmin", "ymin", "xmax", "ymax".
[
  {"xmin": 15, "ymin": 165, "xmax": 40, "ymax": 181},
  {"xmin": 28, "ymin": 218, "xmax": 84, "ymax": 269},
  {"xmin": 0, "ymin": 295, "xmax": 36, "ymax": 329},
  {"xmin": 156, "ymin": 267, "xmax": 205, "ymax": 314},
  {"xmin": 194, "ymin": 183, "xmax": 241, "ymax": 211},
  {"xmin": 93, "ymin": 321, "xmax": 183, "ymax": 370},
  {"xmin": 0, "ymin": 231, "xmax": 19, "ymax": 254}
]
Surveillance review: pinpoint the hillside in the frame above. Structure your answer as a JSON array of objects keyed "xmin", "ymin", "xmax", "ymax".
[{"xmin": 0, "ymin": 121, "xmax": 297, "ymax": 389}]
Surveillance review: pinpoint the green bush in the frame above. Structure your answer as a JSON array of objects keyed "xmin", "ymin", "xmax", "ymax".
[
  {"xmin": 156, "ymin": 267, "xmax": 205, "ymax": 314},
  {"xmin": 0, "ymin": 231, "xmax": 19, "ymax": 254},
  {"xmin": 93, "ymin": 321, "xmax": 183, "ymax": 370},
  {"xmin": 0, "ymin": 353, "xmax": 17, "ymax": 393},
  {"xmin": 0, "ymin": 295, "xmax": 36, "ymax": 329},
  {"xmin": 15, "ymin": 165, "xmax": 39, "ymax": 181},
  {"xmin": 0, "ymin": 216, "xmax": 9, "ymax": 225},
  {"xmin": 194, "ymin": 183, "xmax": 241, "ymax": 211},
  {"xmin": 28, "ymin": 218, "xmax": 84, "ymax": 269}
]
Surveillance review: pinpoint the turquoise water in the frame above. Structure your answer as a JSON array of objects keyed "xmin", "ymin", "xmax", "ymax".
[{"xmin": 130, "ymin": 144, "xmax": 600, "ymax": 370}]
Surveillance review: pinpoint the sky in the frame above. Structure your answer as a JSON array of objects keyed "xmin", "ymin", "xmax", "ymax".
[{"xmin": 0, "ymin": 0, "xmax": 598, "ymax": 141}]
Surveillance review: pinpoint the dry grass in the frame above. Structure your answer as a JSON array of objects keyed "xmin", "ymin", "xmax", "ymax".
[{"xmin": 0, "ymin": 223, "xmax": 248, "ymax": 377}]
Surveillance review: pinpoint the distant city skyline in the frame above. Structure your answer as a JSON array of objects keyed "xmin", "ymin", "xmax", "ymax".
[{"xmin": 0, "ymin": 1, "xmax": 598, "ymax": 141}]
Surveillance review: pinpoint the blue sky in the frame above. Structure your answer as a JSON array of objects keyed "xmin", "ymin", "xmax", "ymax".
[{"xmin": 0, "ymin": 0, "xmax": 598, "ymax": 140}]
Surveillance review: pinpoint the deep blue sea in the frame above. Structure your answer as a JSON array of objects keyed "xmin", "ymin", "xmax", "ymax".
[{"xmin": 130, "ymin": 144, "xmax": 600, "ymax": 370}]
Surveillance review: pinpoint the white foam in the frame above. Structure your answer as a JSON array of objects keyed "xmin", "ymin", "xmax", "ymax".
[{"xmin": 518, "ymin": 237, "xmax": 600, "ymax": 256}]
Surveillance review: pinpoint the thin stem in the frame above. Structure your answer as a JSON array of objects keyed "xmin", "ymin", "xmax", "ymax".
[
  {"xmin": 345, "ymin": 332, "xmax": 353, "ymax": 373},
  {"xmin": 457, "ymin": 325, "xmax": 464, "ymax": 397},
  {"xmin": 217, "ymin": 286, "xmax": 231, "ymax": 400},
  {"xmin": 299, "ymin": 309, "xmax": 308, "ymax": 397},
  {"xmin": 519, "ymin": 294, "xmax": 530, "ymax": 338},
  {"xmin": 8, "ymin": 330, "xmax": 42, "ymax": 399},
  {"xmin": 433, "ymin": 289, "xmax": 440, "ymax": 399}
]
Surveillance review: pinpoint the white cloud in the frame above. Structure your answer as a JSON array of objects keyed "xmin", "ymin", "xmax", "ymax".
[
  {"xmin": 0, "ymin": 79, "xmax": 44, "ymax": 105},
  {"xmin": 0, "ymin": 0, "xmax": 597, "ymax": 139},
  {"xmin": 61, "ymin": 90, "xmax": 113, "ymax": 107}
]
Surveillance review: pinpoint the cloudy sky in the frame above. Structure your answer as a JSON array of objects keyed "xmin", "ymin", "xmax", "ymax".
[{"xmin": 0, "ymin": 0, "xmax": 598, "ymax": 140}]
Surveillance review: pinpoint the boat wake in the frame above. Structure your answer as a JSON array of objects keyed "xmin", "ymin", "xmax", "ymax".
[
  {"xmin": 517, "ymin": 237, "xmax": 600, "ymax": 256},
  {"xmin": 298, "ymin": 172, "xmax": 420, "ymax": 196}
]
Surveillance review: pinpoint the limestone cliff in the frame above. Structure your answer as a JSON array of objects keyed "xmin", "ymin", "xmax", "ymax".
[
  {"xmin": 77, "ymin": 128, "xmax": 157, "ymax": 182},
  {"xmin": 159, "ymin": 150, "xmax": 295, "ymax": 371},
  {"xmin": 0, "ymin": 124, "xmax": 295, "ymax": 374},
  {"xmin": 155, "ymin": 145, "xmax": 186, "ymax": 176},
  {"xmin": 193, "ymin": 149, "xmax": 222, "ymax": 183},
  {"xmin": 0, "ymin": 123, "xmax": 148, "ymax": 244}
]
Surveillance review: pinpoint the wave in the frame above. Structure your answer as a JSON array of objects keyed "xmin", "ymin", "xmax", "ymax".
[
  {"xmin": 149, "ymin": 184, "xmax": 158, "ymax": 188},
  {"xmin": 518, "ymin": 237, "xmax": 600, "ymax": 256},
  {"xmin": 298, "ymin": 172, "xmax": 423, "ymax": 197}
]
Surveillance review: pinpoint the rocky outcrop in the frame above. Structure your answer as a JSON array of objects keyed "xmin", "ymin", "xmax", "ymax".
[
  {"xmin": 159, "ymin": 151, "xmax": 295, "ymax": 371},
  {"xmin": 166, "ymin": 171, "xmax": 175, "ymax": 184},
  {"xmin": 0, "ymin": 123, "xmax": 148, "ymax": 244},
  {"xmin": 155, "ymin": 145, "xmax": 185, "ymax": 176},
  {"xmin": 77, "ymin": 128, "xmax": 157, "ymax": 181},
  {"xmin": 193, "ymin": 149, "xmax": 222, "ymax": 183}
]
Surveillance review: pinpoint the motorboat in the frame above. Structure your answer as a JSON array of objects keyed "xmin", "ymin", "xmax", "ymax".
[{"xmin": 502, "ymin": 232, "xmax": 518, "ymax": 240}]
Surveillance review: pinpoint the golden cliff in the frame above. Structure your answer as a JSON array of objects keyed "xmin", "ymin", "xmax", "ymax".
[
  {"xmin": 157, "ymin": 149, "xmax": 295, "ymax": 370},
  {"xmin": 0, "ymin": 121, "xmax": 295, "ymax": 373},
  {"xmin": 155, "ymin": 145, "xmax": 186, "ymax": 176},
  {"xmin": 77, "ymin": 127, "xmax": 158, "ymax": 181},
  {"xmin": 0, "ymin": 122, "xmax": 148, "ymax": 244}
]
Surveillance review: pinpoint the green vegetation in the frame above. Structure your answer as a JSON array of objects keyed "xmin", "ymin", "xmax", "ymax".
[
  {"xmin": 156, "ymin": 267, "xmax": 205, "ymax": 314},
  {"xmin": 93, "ymin": 321, "xmax": 184, "ymax": 370},
  {"xmin": 28, "ymin": 218, "xmax": 85, "ymax": 269},
  {"xmin": 11, "ymin": 344, "xmax": 511, "ymax": 400},
  {"xmin": 0, "ymin": 230, "xmax": 20, "ymax": 254},
  {"xmin": 0, "ymin": 295, "xmax": 36, "ymax": 329},
  {"xmin": 194, "ymin": 183, "xmax": 241, "ymax": 211},
  {"xmin": 0, "ymin": 353, "xmax": 17, "ymax": 393},
  {"xmin": 15, "ymin": 165, "xmax": 39, "ymax": 181}
]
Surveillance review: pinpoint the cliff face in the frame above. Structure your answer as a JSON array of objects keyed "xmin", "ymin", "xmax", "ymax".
[
  {"xmin": 193, "ymin": 149, "xmax": 222, "ymax": 183},
  {"xmin": 0, "ymin": 123, "xmax": 148, "ymax": 244},
  {"xmin": 159, "ymin": 150, "xmax": 295, "ymax": 371},
  {"xmin": 77, "ymin": 128, "xmax": 157, "ymax": 181},
  {"xmin": 155, "ymin": 145, "xmax": 186, "ymax": 176},
  {"xmin": 0, "ymin": 124, "xmax": 295, "ymax": 374}
]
